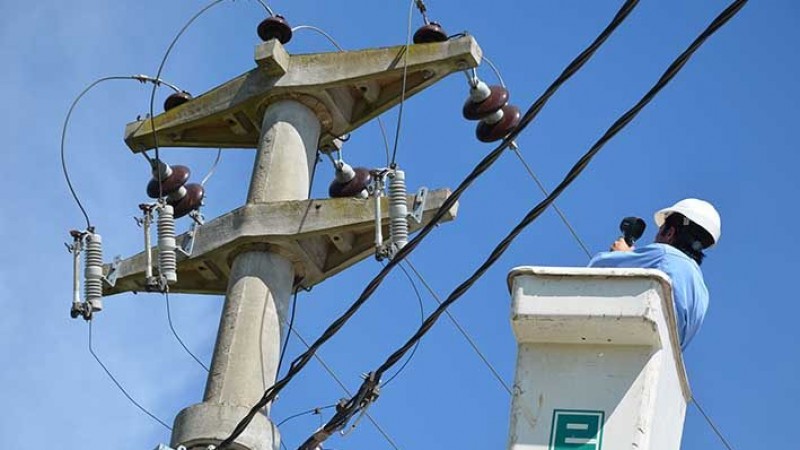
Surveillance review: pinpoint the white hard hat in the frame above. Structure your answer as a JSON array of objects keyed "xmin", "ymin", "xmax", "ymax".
[{"xmin": 654, "ymin": 198, "xmax": 721, "ymax": 246}]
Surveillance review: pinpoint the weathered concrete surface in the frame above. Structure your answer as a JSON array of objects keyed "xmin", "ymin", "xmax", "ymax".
[
  {"xmin": 102, "ymin": 189, "xmax": 458, "ymax": 296},
  {"xmin": 123, "ymin": 36, "xmax": 482, "ymax": 153}
]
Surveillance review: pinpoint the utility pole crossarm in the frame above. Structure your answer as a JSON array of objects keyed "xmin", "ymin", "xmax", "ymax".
[
  {"xmin": 124, "ymin": 36, "xmax": 482, "ymax": 153},
  {"xmin": 102, "ymin": 189, "xmax": 457, "ymax": 296}
]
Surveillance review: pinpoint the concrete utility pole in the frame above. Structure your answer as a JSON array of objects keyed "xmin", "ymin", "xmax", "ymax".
[{"xmin": 106, "ymin": 36, "xmax": 482, "ymax": 450}]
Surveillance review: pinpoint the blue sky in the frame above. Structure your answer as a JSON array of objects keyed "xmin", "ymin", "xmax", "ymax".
[{"xmin": 2, "ymin": 0, "xmax": 797, "ymax": 448}]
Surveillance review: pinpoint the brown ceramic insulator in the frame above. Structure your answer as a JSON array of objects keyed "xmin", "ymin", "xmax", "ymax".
[
  {"xmin": 257, "ymin": 15, "xmax": 293, "ymax": 44},
  {"xmin": 329, "ymin": 167, "xmax": 372, "ymax": 198},
  {"xmin": 413, "ymin": 22, "xmax": 448, "ymax": 44},
  {"xmin": 476, "ymin": 104, "xmax": 521, "ymax": 143},
  {"xmin": 462, "ymin": 85, "xmax": 509, "ymax": 121},
  {"xmin": 170, "ymin": 183, "xmax": 205, "ymax": 219},
  {"xmin": 164, "ymin": 91, "xmax": 192, "ymax": 112},
  {"xmin": 147, "ymin": 165, "xmax": 191, "ymax": 198}
]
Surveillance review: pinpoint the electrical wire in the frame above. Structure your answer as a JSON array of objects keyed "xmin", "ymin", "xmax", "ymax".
[
  {"xmin": 200, "ymin": 148, "xmax": 223, "ymax": 186},
  {"xmin": 693, "ymin": 397, "xmax": 736, "ymax": 450},
  {"xmin": 291, "ymin": 24, "xmax": 395, "ymax": 169},
  {"xmin": 61, "ymin": 76, "xmax": 150, "ymax": 230},
  {"xmin": 165, "ymin": 291, "xmax": 210, "ymax": 372},
  {"xmin": 286, "ymin": 326, "xmax": 401, "ymax": 450},
  {"xmin": 216, "ymin": 2, "xmax": 640, "ymax": 446},
  {"xmin": 510, "ymin": 146, "xmax": 593, "ymax": 259},
  {"xmin": 381, "ymin": 262, "xmax": 425, "ymax": 387},
  {"xmin": 389, "ymin": 0, "xmax": 416, "ymax": 167},
  {"xmin": 252, "ymin": 0, "xmax": 275, "ymax": 16},
  {"xmin": 299, "ymin": 1, "xmax": 749, "ymax": 445},
  {"xmin": 148, "ymin": 0, "xmax": 226, "ymax": 200},
  {"xmin": 276, "ymin": 289, "xmax": 299, "ymax": 377},
  {"xmin": 87, "ymin": 321, "xmax": 172, "ymax": 431},
  {"xmin": 481, "ymin": 56, "xmax": 506, "ymax": 88},
  {"xmin": 277, "ymin": 405, "xmax": 337, "ymax": 450},
  {"xmin": 404, "ymin": 259, "xmax": 512, "ymax": 395},
  {"xmin": 291, "ymin": 25, "xmax": 345, "ymax": 51}
]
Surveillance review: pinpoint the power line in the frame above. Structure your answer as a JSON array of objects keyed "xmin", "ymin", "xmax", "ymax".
[
  {"xmin": 693, "ymin": 397, "xmax": 736, "ymax": 450},
  {"xmin": 509, "ymin": 145, "xmax": 593, "ymax": 259},
  {"xmin": 165, "ymin": 291, "xmax": 209, "ymax": 372},
  {"xmin": 382, "ymin": 262, "xmax": 425, "ymax": 387},
  {"xmin": 277, "ymin": 289, "xmax": 299, "ymax": 377},
  {"xmin": 216, "ymin": 2, "xmax": 640, "ymax": 445},
  {"xmin": 286, "ymin": 326, "xmax": 402, "ymax": 450},
  {"xmin": 389, "ymin": 0, "xmax": 416, "ymax": 167},
  {"xmin": 404, "ymin": 259, "xmax": 512, "ymax": 396},
  {"xmin": 148, "ymin": 0, "xmax": 225, "ymax": 200},
  {"xmin": 87, "ymin": 321, "xmax": 172, "ymax": 431},
  {"xmin": 298, "ymin": 1, "xmax": 749, "ymax": 445},
  {"xmin": 61, "ymin": 76, "xmax": 150, "ymax": 230}
]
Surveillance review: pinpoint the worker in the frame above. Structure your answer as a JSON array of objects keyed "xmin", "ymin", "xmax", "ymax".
[{"xmin": 588, "ymin": 199, "xmax": 721, "ymax": 350}]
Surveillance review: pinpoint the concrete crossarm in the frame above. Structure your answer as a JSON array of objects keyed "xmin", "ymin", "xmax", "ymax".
[
  {"xmin": 124, "ymin": 36, "xmax": 482, "ymax": 153},
  {"xmin": 103, "ymin": 188, "xmax": 457, "ymax": 296}
]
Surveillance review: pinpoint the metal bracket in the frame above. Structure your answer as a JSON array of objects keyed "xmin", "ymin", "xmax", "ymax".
[
  {"xmin": 177, "ymin": 211, "xmax": 204, "ymax": 258},
  {"xmin": 103, "ymin": 256, "xmax": 121, "ymax": 288},
  {"xmin": 153, "ymin": 445, "xmax": 187, "ymax": 450},
  {"xmin": 410, "ymin": 186, "xmax": 429, "ymax": 224}
]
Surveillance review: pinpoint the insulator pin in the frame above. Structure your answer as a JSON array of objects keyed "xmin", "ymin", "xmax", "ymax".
[
  {"xmin": 84, "ymin": 232, "xmax": 104, "ymax": 314},
  {"xmin": 257, "ymin": 15, "xmax": 293, "ymax": 44},
  {"xmin": 157, "ymin": 204, "xmax": 178, "ymax": 285},
  {"xmin": 413, "ymin": 22, "xmax": 448, "ymax": 44}
]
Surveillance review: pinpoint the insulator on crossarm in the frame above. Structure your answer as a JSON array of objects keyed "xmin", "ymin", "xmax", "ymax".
[
  {"xmin": 157, "ymin": 204, "xmax": 178, "ymax": 285},
  {"xmin": 388, "ymin": 169, "xmax": 409, "ymax": 256},
  {"xmin": 164, "ymin": 91, "xmax": 192, "ymax": 112},
  {"xmin": 476, "ymin": 104, "xmax": 521, "ymax": 143},
  {"xmin": 172, "ymin": 183, "xmax": 205, "ymax": 218},
  {"xmin": 84, "ymin": 232, "xmax": 104, "ymax": 315},
  {"xmin": 258, "ymin": 15, "xmax": 293, "ymax": 44},
  {"xmin": 147, "ymin": 162, "xmax": 190, "ymax": 199},
  {"xmin": 413, "ymin": 22, "xmax": 448, "ymax": 44},
  {"xmin": 463, "ymin": 83, "xmax": 509, "ymax": 121},
  {"xmin": 329, "ymin": 162, "xmax": 372, "ymax": 199}
]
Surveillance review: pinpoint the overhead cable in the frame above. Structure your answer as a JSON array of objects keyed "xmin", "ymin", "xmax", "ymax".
[
  {"xmin": 148, "ymin": 0, "xmax": 226, "ymax": 200},
  {"xmin": 87, "ymin": 321, "xmax": 172, "ymax": 431},
  {"xmin": 165, "ymin": 291, "xmax": 209, "ymax": 372},
  {"xmin": 299, "ymin": 1, "xmax": 749, "ymax": 446},
  {"xmin": 215, "ymin": 2, "xmax": 640, "ymax": 446},
  {"xmin": 693, "ymin": 398, "xmax": 737, "ymax": 450},
  {"xmin": 61, "ymin": 76, "xmax": 162, "ymax": 230},
  {"xmin": 404, "ymin": 259, "xmax": 512, "ymax": 395},
  {"xmin": 389, "ymin": 0, "xmax": 417, "ymax": 167}
]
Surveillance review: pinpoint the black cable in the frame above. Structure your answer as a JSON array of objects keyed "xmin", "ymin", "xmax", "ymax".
[
  {"xmin": 381, "ymin": 262, "xmax": 425, "ymax": 387},
  {"xmin": 217, "ymin": 2, "xmax": 640, "ymax": 447},
  {"xmin": 277, "ymin": 405, "xmax": 337, "ymax": 450},
  {"xmin": 61, "ymin": 76, "xmax": 143, "ymax": 230},
  {"xmin": 165, "ymin": 291, "xmax": 210, "ymax": 372},
  {"xmin": 149, "ymin": 0, "xmax": 225, "ymax": 200},
  {"xmin": 87, "ymin": 321, "xmax": 172, "ymax": 430},
  {"xmin": 277, "ymin": 289, "xmax": 299, "ymax": 376},
  {"xmin": 300, "ymin": 1, "xmax": 749, "ymax": 445}
]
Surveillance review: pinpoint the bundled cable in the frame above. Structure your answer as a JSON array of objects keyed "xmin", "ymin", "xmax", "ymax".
[
  {"xmin": 298, "ymin": 1, "xmax": 749, "ymax": 447},
  {"xmin": 215, "ymin": 1, "xmax": 641, "ymax": 448}
]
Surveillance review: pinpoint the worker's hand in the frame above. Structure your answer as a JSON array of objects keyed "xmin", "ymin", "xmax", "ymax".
[{"xmin": 610, "ymin": 238, "xmax": 633, "ymax": 252}]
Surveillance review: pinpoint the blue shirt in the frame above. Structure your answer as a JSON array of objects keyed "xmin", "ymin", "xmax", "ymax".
[{"xmin": 588, "ymin": 243, "xmax": 708, "ymax": 350}]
